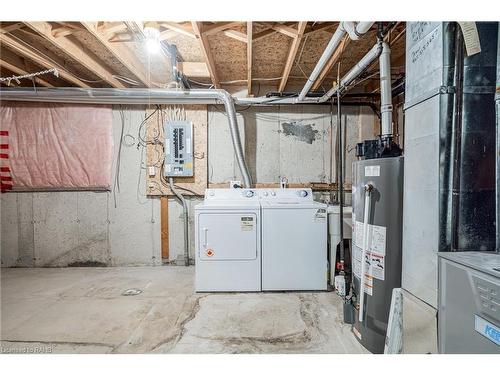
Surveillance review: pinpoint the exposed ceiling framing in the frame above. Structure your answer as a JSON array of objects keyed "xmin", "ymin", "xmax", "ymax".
[
  {"xmin": 278, "ymin": 21, "xmax": 308, "ymax": 92},
  {"xmin": 247, "ymin": 22, "xmax": 253, "ymax": 95},
  {"xmin": 0, "ymin": 21, "xmax": 406, "ymax": 96},
  {"xmin": 191, "ymin": 21, "xmax": 220, "ymax": 88}
]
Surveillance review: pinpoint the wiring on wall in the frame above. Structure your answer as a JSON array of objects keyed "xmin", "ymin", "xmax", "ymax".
[{"xmin": 113, "ymin": 106, "xmax": 126, "ymax": 208}]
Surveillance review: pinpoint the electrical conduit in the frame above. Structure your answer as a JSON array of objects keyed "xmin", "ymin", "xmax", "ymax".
[{"xmin": 169, "ymin": 177, "xmax": 190, "ymax": 266}]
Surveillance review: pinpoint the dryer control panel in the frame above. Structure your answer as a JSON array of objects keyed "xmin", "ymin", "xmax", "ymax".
[{"xmin": 259, "ymin": 188, "xmax": 313, "ymax": 202}]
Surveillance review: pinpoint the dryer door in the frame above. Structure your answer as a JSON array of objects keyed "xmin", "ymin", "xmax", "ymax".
[{"xmin": 198, "ymin": 213, "xmax": 258, "ymax": 261}]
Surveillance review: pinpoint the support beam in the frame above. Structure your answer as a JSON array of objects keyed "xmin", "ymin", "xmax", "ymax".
[
  {"xmin": 177, "ymin": 62, "xmax": 209, "ymax": 78},
  {"xmin": 0, "ymin": 33, "xmax": 90, "ymax": 88},
  {"xmin": 304, "ymin": 22, "xmax": 336, "ymax": 36},
  {"xmin": 0, "ymin": 23, "xmax": 24, "ymax": 34},
  {"xmin": 191, "ymin": 22, "xmax": 220, "ymax": 88},
  {"xmin": 24, "ymin": 22, "xmax": 126, "ymax": 88},
  {"xmin": 271, "ymin": 23, "xmax": 299, "ymax": 38},
  {"xmin": 82, "ymin": 22, "xmax": 150, "ymax": 87},
  {"xmin": 161, "ymin": 196, "xmax": 169, "ymax": 260},
  {"xmin": 222, "ymin": 29, "xmax": 247, "ymax": 43},
  {"xmin": 203, "ymin": 22, "xmax": 243, "ymax": 36},
  {"xmin": 98, "ymin": 22, "xmax": 127, "ymax": 35},
  {"xmin": 278, "ymin": 22, "xmax": 307, "ymax": 92},
  {"xmin": 247, "ymin": 22, "xmax": 253, "ymax": 96},
  {"xmin": 0, "ymin": 50, "xmax": 54, "ymax": 87},
  {"xmin": 253, "ymin": 28, "xmax": 275, "ymax": 42},
  {"xmin": 51, "ymin": 26, "xmax": 76, "ymax": 38},
  {"xmin": 159, "ymin": 22, "xmax": 196, "ymax": 38},
  {"xmin": 311, "ymin": 35, "xmax": 350, "ymax": 91}
]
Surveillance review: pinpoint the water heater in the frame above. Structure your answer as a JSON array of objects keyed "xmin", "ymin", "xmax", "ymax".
[{"xmin": 351, "ymin": 156, "xmax": 404, "ymax": 353}]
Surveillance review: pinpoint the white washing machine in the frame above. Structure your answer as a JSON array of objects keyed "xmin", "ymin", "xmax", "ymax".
[
  {"xmin": 260, "ymin": 188, "xmax": 328, "ymax": 291},
  {"xmin": 195, "ymin": 188, "xmax": 261, "ymax": 292}
]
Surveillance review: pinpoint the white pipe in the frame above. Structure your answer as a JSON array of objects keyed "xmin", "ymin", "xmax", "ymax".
[
  {"xmin": 0, "ymin": 87, "xmax": 253, "ymax": 188},
  {"xmin": 297, "ymin": 22, "xmax": 374, "ymax": 102},
  {"xmin": 343, "ymin": 21, "xmax": 374, "ymax": 40},
  {"xmin": 379, "ymin": 42, "xmax": 393, "ymax": 137},
  {"xmin": 318, "ymin": 42, "xmax": 383, "ymax": 103},
  {"xmin": 358, "ymin": 184, "xmax": 373, "ymax": 322}
]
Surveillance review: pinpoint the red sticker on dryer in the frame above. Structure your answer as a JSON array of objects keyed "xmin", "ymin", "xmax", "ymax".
[{"xmin": 205, "ymin": 249, "xmax": 215, "ymax": 257}]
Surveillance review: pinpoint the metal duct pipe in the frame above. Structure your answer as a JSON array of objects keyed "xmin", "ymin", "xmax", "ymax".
[
  {"xmin": 297, "ymin": 22, "xmax": 374, "ymax": 102},
  {"xmin": 318, "ymin": 41, "xmax": 383, "ymax": 103},
  {"xmin": 169, "ymin": 178, "xmax": 189, "ymax": 266},
  {"xmin": 0, "ymin": 87, "xmax": 252, "ymax": 188},
  {"xmin": 379, "ymin": 42, "xmax": 393, "ymax": 137}
]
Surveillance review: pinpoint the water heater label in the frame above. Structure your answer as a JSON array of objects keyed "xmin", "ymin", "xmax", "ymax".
[
  {"xmin": 474, "ymin": 315, "xmax": 500, "ymax": 346},
  {"xmin": 241, "ymin": 216, "xmax": 254, "ymax": 231},
  {"xmin": 365, "ymin": 165, "xmax": 380, "ymax": 177}
]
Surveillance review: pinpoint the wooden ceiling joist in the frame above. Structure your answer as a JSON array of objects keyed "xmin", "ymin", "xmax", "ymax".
[
  {"xmin": 278, "ymin": 21, "xmax": 307, "ymax": 92},
  {"xmin": 0, "ymin": 23, "xmax": 24, "ymax": 34},
  {"xmin": 311, "ymin": 35, "xmax": 350, "ymax": 91},
  {"xmin": 0, "ymin": 33, "xmax": 90, "ymax": 88},
  {"xmin": 24, "ymin": 22, "xmax": 126, "ymax": 88},
  {"xmin": 82, "ymin": 22, "xmax": 150, "ymax": 87},
  {"xmin": 98, "ymin": 22, "xmax": 127, "ymax": 35},
  {"xmin": 272, "ymin": 23, "xmax": 299, "ymax": 38},
  {"xmin": 177, "ymin": 61, "xmax": 209, "ymax": 78},
  {"xmin": 223, "ymin": 29, "xmax": 247, "ymax": 43},
  {"xmin": 191, "ymin": 22, "xmax": 220, "ymax": 88},
  {"xmin": 159, "ymin": 22, "xmax": 196, "ymax": 38},
  {"xmin": 247, "ymin": 22, "xmax": 253, "ymax": 96},
  {"xmin": 0, "ymin": 49, "xmax": 53, "ymax": 87},
  {"xmin": 304, "ymin": 22, "xmax": 336, "ymax": 36},
  {"xmin": 203, "ymin": 22, "xmax": 242, "ymax": 36}
]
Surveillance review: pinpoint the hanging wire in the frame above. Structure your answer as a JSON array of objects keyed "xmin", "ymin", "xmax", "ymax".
[{"xmin": 0, "ymin": 67, "xmax": 59, "ymax": 85}]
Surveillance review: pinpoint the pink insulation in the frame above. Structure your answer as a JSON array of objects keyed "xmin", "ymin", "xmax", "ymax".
[{"xmin": 0, "ymin": 102, "xmax": 114, "ymax": 190}]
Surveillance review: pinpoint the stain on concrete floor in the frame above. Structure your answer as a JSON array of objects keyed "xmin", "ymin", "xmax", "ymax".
[{"xmin": 0, "ymin": 266, "xmax": 368, "ymax": 354}]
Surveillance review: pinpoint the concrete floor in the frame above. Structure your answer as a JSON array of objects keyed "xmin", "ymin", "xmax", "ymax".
[{"xmin": 0, "ymin": 266, "xmax": 368, "ymax": 354}]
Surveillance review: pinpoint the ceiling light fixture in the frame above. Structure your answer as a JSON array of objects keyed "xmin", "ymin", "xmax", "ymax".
[{"xmin": 143, "ymin": 21, "xmax": 161, "ymax": 54}]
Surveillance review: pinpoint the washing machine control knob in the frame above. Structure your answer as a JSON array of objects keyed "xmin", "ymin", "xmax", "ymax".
[
  {"xmin": 263, "ymin": 191, "xmax": 268, "ymax": 197},
  {"xmin": 270, "ymin": 191, "xmax": 276, "ymax": 196},
  {"xmin": 245, "ymin": 190, "xmax": 255, "ymax": 198},
  {"xmin": 298, "ymin": 190, "xmax": 308, "ymax": 197}
]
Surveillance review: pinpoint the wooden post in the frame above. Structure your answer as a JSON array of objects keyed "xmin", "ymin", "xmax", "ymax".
[{"xmin": 161, "ymin": 196, "xmax": 169, "ymax": 260}]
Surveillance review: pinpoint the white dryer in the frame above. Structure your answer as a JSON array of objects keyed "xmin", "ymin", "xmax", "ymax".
[
  {"xmin": 260, "ymin": 188, "xmax": 328, "ymax": 291},
  {"xmin": 195, "ymin": 188, "xmax": 261, "ymax": 292}
]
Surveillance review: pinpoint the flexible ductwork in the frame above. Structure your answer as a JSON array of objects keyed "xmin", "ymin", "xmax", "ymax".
[
  {"xmin": 0, "ymin": 87, "xmax": 253, "ymax": 188},
  {"xmin": 297, "ymin": 22, "xmax": 374, "ymax": 102}
]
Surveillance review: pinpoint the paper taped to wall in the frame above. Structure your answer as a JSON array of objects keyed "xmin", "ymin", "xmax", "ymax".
[{"xmin": 458, "ymin": 22, "xmax": 481, "ymax": 56}]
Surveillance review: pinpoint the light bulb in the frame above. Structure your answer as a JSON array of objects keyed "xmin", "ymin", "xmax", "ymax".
[{"xmin": 144, "ymin": 25, "xmax": 161, "ymax": 55}]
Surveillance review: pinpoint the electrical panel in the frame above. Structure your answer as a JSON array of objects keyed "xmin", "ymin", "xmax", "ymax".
[{"xmin": 164, "ymin": 121, "xmax": 193, "ymax": 177}]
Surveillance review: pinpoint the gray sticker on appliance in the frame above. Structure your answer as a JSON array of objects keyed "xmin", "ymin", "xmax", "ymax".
[{"xmin": 241, "ymin": 216, "xmax": 254, "ymax": 231}]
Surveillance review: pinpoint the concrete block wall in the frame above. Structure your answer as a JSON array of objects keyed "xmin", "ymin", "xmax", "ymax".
[
  {"xmin": 1, "ymin": 108, "xmax": 161, "ymax": 267},
  {"xmin": 1, "ymin": 103, "xmax": 375, "ymax": 266}
]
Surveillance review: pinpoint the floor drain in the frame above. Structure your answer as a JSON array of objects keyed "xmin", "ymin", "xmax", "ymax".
[{"xmin": 122, "ymin": 288, "xmax": 143, "ymax": 296}]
